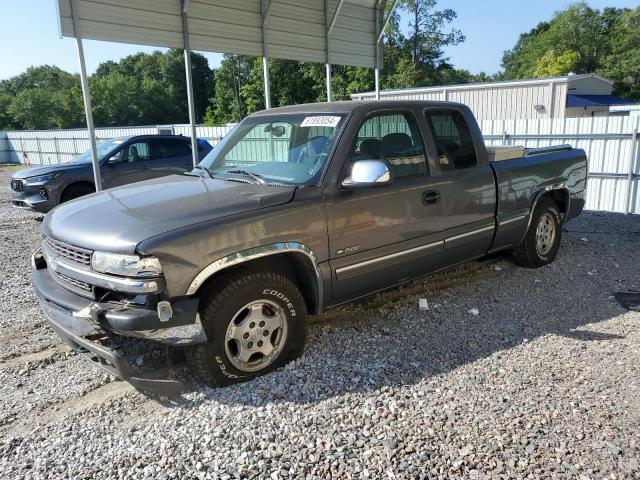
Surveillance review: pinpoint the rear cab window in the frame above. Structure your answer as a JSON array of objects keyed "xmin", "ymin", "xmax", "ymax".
[{"xmin": 424, "ymin": 109, "xmax": 478, "ymax": 171}]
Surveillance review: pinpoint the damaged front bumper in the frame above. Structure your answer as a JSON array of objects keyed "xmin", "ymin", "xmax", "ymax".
[{"xmin": 32, "ymin": 250, "xmax": 207, "ymax": 395}]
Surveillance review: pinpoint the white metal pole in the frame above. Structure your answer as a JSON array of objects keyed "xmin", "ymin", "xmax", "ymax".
[
  {"xmin": 181, "ymin": 0, "xmax": 199, "ymax": 167},
  {"xmin": 374, "ymin": 2, "xmax": 382, "ymax": 100},
  {"xmin": 261, "ymin": 0, "xmax": 271, "ymax": 109},
  {"xmin": 326, "ymin": 63, "xmax": 332, "ymax": 102},
  {"xmin": 625, "ymin": 123, "xmax": 639, "ymax": 214},
  {"xmin": 70, "ymin": 0, "xmax": 102, "ymax": 190}
]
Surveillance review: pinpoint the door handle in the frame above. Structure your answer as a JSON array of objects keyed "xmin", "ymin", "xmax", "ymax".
[
  {"xmin": 141, "ymin": 166, "xmax": 150, "ymax": 170},
  {"xmin": 422, "ymin": 190, "xmax": 440, "ymax": 205}
]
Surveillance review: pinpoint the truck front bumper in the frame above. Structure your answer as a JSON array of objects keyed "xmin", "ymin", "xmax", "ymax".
[{"xmin": 32, "ymin": 252, "xmax": 207, "ymax": 395}]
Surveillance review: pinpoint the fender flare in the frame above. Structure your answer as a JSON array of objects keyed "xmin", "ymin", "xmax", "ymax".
[
  {"xmin": 185, "ymin": 242, "xmax": 323, "ymax": 310},
  {"xmin": 521, "ymin": 183, "xmax": 569, "ymax": 243}
]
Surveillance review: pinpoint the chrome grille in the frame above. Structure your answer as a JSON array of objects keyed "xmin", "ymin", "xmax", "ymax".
[
  {"xmin": 11, "ymin": 179, "xmax": 24, "ymax": 192},
  {"xmin": 44, "ymin": 237, "xmax": 93, "ymax": 266},
  {"xmin": 57, "ymin": 272, "xmax": 92, "ymax": 292}
]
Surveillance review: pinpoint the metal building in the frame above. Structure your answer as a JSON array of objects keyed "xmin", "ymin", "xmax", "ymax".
[{"xmin": 352, "ymin": 73, "xmax": 632, "ymax": 120}]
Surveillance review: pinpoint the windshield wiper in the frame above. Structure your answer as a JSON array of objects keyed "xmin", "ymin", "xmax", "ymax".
[{"xmin": 225, "ymin": 169, "xmax": 267, "ymax": 185}]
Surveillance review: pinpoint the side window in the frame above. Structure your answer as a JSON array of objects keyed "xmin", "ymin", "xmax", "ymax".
[
  {"xmin": 151, "ymin": 139, "xmax": 191, "ymax": 159},
  {"xmin": 122, "ymin": 141, "xmax": 150, "ymax": 163},
  {"xmin": 350, "ymin": 112, "xmax": 427, "ymax": 178},
  {"xmin": 424, "ymin": 110, "xmax": 478, "ymax": 170}
]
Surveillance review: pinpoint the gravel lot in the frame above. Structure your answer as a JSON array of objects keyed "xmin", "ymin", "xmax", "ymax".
[{"xmin": 0, "ymin": 165, "xmax": 639, "ymax": 479}]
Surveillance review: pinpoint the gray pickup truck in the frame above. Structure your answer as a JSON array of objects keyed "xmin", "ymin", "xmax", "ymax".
[{"xmin": 32, "ymin": 101, "xmax": 587, "ymax": 394}]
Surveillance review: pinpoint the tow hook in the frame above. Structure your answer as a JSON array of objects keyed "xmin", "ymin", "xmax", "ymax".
[{"xmin": 157, "ymin": 301, "xmax": 173, "ymax": 322}]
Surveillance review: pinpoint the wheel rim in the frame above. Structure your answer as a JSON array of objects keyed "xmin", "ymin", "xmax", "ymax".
[
  {"xmin": 224, "ymin": 299, "xmax": 288, "ymax": 372},
  {"xmin": 535, "ymin": 212, "xmax": 556, "ymax": 256}
]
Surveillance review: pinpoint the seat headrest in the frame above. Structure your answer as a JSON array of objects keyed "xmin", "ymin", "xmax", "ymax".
[
  {"xmin": 381, "ymin": 133, "xmax": 412, "ymax": 155},
  {"xmin": 360, "ymin": 138, "xmax": 381, "ymax": 158}
]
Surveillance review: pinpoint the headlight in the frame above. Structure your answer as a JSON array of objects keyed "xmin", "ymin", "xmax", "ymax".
[
  {"xmin": 25, "ymin": 172, "xmax": 61, "ymax": 184},
  {"xmin": 91, "ymin": 252, "xmax": 162, "ymax": 277}
]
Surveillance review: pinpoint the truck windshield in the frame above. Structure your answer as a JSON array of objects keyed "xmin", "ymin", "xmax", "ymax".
[
  {"xmin": 199, "ymin": 113, "xmax": 347, "ymax": 185},
  {"xmin": 70, "ymin": 138, "xmax": 125, "ymax": 164}
]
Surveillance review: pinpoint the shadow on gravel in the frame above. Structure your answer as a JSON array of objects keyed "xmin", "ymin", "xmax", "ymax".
[{"xmin": 160, "ymin": 212, "xmax": 639, "ymax": 408}]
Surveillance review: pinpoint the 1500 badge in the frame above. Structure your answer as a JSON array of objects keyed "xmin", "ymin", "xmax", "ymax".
[{"xmin": 336, "ymin": 245, "xmax": 360, "ymax": 255}]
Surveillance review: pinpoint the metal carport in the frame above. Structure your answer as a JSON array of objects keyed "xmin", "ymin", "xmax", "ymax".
[{"xmin": 54, "ymin": 0, "xmax": 398, "ymax": 191}]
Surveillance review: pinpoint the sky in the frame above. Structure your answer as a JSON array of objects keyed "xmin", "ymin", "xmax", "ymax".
[{"xmin": 1, "ymin": 0, "xmax": 638, "ymax": 81}]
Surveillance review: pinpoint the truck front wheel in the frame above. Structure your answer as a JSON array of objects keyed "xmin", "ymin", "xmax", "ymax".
[
  {"xmin": 512, "ymin": 198, "xmax": 562, "ymax": 268},
  {"xmin": 189, "ymin": 269, "xmax": 307, "ymax": 386}
]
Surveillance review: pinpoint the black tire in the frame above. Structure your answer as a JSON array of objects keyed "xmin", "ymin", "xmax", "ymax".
[
  {"xmin": 512, "ymin": 197, "xmax": 562, "ymax": 268},
  {"xmin": 188, "ymin": 268, "xmax": 307, "ymax": 387},
  {"xmin": 60, "ymin": 183, "xmax": 95, "ymax": 203}
]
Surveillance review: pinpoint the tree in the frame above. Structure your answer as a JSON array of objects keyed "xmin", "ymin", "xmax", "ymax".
[
  {"xmin": 501, "ymin": 3, "xmax": 640, "ymax": 102},
  {"xmin": 601, "ymin": 7, "xmax": 640, "ymax": 101},
  {"xmin": 404, "ymin": 0, "xmax": 465, "ymax": 68}
]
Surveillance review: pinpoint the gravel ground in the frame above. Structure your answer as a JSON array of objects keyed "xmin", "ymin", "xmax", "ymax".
[{"xmin": 0, "ymin": 165, "xmax": 639, "ymax": 479}]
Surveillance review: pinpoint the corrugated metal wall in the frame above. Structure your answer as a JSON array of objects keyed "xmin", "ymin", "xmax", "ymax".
[
  {"xmin": 0, "ymin": 124, "xmax": 232, "ymax": 165},
  {"xmin": 2, "ymin": 116, "xmax": 639, "ymax": 214},
  {"xmin": 355, "ymin": 82, "xmax": 569, "ymax": 120},
  {"xmin": 480, "ymin": 116, "xmax": 640, "ymax": 214}
]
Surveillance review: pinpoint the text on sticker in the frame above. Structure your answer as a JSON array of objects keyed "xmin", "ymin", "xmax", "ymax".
[{"xmin": 300, "ymin": 116, "xmax": 341, "ymax": 128}]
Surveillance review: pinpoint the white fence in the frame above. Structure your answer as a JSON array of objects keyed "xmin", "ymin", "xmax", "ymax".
[
  {"xmin": 0, "ymin": 124, "xmax": 234, "ymax": 165},
  {"xmin": 2, "ymin": 116, "xmax": 639, "ymax": 214}
]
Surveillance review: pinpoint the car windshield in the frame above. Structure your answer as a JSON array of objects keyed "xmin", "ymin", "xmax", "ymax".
[
  {"xmin": 70, "ymin": 138, "xmax": 125, "ymax": 164},
  {"xmin": 199, "ymin": 113, "xmax": 347, "ymax": 185}
]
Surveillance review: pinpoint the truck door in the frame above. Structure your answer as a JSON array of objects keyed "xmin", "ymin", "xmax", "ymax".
[
  {"xmin": 325, "ymin": 110, "xmax": 457, "ymax": 303},
  {"xmin": 420, "ymin": 108, "xmax": 496, "ymax": 266},
  {"xmin": 103, "ymin": 139, "xmax": 155, "ymax": 188}
]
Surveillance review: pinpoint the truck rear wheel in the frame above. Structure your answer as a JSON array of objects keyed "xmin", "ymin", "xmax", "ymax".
[
  {"xmin": 189, "ymin": 268, "xmax": 307, "ymax": 387},
  {"xmin": 512, "ymin": 197, "xmax": 562, "ymax": 268}
]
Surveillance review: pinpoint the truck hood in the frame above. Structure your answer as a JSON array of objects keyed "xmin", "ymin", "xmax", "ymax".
[{"xmin": 43, "ymin": 174, "xmax": 295, "ymax": 254}]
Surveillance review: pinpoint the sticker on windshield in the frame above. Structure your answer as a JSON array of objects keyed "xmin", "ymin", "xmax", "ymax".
[{"xmin": 300, "ymin": 116, "xmax": 341, "ymax": 128}]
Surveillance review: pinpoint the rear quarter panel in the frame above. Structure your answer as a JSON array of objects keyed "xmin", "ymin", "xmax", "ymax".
[{"xmin": 490, "ymin": 148, "xmax": 587, "ymax": 251}]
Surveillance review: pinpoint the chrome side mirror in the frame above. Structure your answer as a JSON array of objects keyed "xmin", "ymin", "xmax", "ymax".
[
  {"xmin": 342, "ymin": 160, "xmax": 392, "ymax": 189},
  {"xmin": 107, "ymin": 155, "xmax": 122, "ymax": 164}
]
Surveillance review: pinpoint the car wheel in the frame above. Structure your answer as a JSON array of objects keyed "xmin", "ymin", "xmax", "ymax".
[
  {"xmin": 189, "ymin": 268, "xmax": 307, "ymax": 387},
  {"xmin": 60, "ymin": 183, "xmax": 95, "ymax": 203},
  {"xmin": 512, "ymin": 197, "xmax": 562, "ymax": 268}
]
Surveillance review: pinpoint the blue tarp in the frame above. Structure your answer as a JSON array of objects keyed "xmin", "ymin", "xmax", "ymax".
[{"xmin": 566, "ymin": 94, "xmax": 633, "ymax": 108}]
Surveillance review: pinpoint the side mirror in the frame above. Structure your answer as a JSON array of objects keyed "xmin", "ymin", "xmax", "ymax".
[
  {"xmin": 107, "ymin": 156, "xmax": 121, "ymax": 165},
  {"xmin": 341, "ymin": 160, "xmax": 392, "ymax": 189}
]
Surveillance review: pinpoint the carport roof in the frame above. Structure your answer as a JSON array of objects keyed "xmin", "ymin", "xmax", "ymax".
[{"xmin": 56, "ymin": 0, "xmax": 383, "ymax": 68}]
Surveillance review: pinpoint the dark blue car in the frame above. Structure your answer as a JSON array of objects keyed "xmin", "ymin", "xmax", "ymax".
[{"xmin": 10, "ymin": 135, "xmax": 212, "ymax": 212}]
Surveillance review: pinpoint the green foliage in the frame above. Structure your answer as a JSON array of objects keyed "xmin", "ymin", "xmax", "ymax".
[
  {"xmin": 0, "ymin": 51, "xmax": 214, "ymax": 130},
  {"xmin": 502, "ymin": 3, "xmax": 640, "ymax": 101},
  {"xmin": 4, "ymin": 1, "xmax": 638, "ymax": 131}
]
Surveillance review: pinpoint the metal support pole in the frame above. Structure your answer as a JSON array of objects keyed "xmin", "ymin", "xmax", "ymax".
[
  {"xmin": 625, "ymin": 124, "xmax": 639, "ymax": 214},
  {"xmin": 261, "ymin": 0, "xmax": 272, "ymax": 109},
  {"xmin": 181, "ymin": 0, "xmax": 199, "ymax": 168},
  {"xmin": 70, "ymin": 0, "xmax": 102, "ymax": 190},
  {"xmin": 374, "ymin": 2, "xmax": 382, "ymax": 100},
  {"xmin": 326, "ymin": 63, "xmax": 332, "ymax": 102}
]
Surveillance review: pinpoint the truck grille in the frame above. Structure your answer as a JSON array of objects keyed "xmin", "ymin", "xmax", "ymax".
[
  {"xmin": 57, "ymin": 272, "xmax": 92, "ymax": 292},
  {"xmin": 11, "ymin": 179, "xmax": 24, "ymax": 192},
  {"xmin": 44, "ymin": 237, "xmax": 93, "ymax": 266}
]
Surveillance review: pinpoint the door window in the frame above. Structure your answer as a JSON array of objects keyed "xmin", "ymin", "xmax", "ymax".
[
  {"xmin": 151, "ymin": 139, "xmax": 191, "ymax": 159},
  {"xmin": 424, "ymin": 110, "xmax": 478, "ymax": 170},
  {"xmin": 122, "ymin": 141, "xmax": 151, "ymax": 163},
  {"xmin": 350, "ymin": 112, "xmax": 427, "ymax": 178}
]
